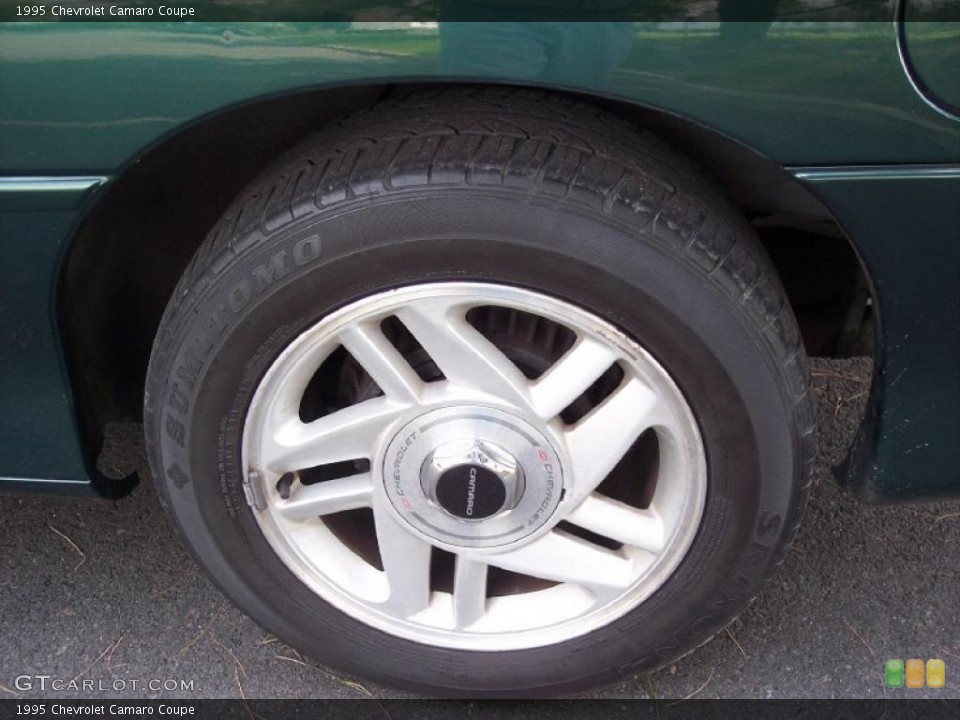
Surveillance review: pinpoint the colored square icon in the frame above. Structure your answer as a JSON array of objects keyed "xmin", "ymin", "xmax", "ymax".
[
  {"xmin": 905, "ymin": 659, "xmax": 925, "ymax": 688},
  {"xmin": 885, "ymin": 659, "xmax": 904, "ymax": 687},
  {"xmin": 926, "ymin": 659, "xmax": 945, "ymax": 689}
]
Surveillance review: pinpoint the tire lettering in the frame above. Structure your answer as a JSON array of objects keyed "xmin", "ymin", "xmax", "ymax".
[
  {"xmin": 166, "ymin": 463, "xmax": 190, "ymax": 489},
  {"xmin": 293, "ymin": 235, "xmax": 321, "ymax": 266},
  {"xmin": 227, "ymin": 280, "xmax": 251, "ymax": 313},
  {"xmin": 652, "ymin": 640, "xmax": 683, "ymax": 658},
  {"xmin": 168, "ymin": 383, "xmax": 189, "ymax": 415},
  {"xmin": 165, "ymin": 415, "xmax": 186, "ymax": 447},
  {"xmin": 690, "ymin": 615, "xmax": 715, "ymax": 634},
  {"xmin": 757, "ymin": 511, "xmax": 782, "ymax": 538},
  {"xmin": 175, "ymin": 345, "xmax": 202, "ymax": 391},
  {"xmin": 197, "ymin": 307, "xmax": 228, "ymax": 354},
  {"xmin": 162, "ymin": 234, "xmax": 323, "ymax": 473},
  {"xmin": 252, "ymin": 250, "xmax": 289, "ymax": 291}
]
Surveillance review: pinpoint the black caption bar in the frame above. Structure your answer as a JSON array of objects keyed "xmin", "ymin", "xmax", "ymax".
[
  {"xmin": 1, "ymin": 700, "xmax": 959, "ymax": 720},
  {"xmin": 4, "ymin": 0, "xmax": 956, "ymax": 23}
]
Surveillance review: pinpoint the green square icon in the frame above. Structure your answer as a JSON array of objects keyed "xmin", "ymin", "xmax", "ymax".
[{"xmin": 886, "ymin": 659, "xmax": 905, "ymax": 688}]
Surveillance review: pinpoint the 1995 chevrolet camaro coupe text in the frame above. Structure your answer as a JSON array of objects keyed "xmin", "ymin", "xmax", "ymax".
[{"xmin": 0, "ymin": 1, "xmax": 958, "ymax": 697}]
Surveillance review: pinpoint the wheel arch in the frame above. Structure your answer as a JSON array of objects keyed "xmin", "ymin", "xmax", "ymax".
[{"xmin": 57, "ymin": 79, "xmax": 877, "ymax": 489}]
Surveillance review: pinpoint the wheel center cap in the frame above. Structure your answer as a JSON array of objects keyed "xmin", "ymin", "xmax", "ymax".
[
  {"xmin": 435, "ymin": 464, "xmax": 506, "ymax": 519},
  {"xmin": 421, "ymin": 439, "xmax": 524, "ymax": 520},
  {"xmin": 382, "ymin": 406, "xmax": 563, "ymax": 549}
]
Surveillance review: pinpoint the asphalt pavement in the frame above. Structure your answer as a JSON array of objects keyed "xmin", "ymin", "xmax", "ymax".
[{"xmin": 2, "ymin": 356, "xmax": 958, "ymax": 700}]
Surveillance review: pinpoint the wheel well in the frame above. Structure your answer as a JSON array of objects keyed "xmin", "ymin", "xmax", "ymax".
[{"xmin": 60, "ymin": 81, "xmax": 874, "ymax": 467}]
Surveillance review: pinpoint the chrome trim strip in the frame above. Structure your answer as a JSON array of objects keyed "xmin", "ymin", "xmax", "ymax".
[
  {"xmin": 0, "ymin": 176, "xmax": 108, "ymax": 193},
  {"xmin": 790, "ymin": 165, "xmax": 960, "ymax": 182},
  {"xmin": 0, "ymin": 476, "xmax": 89, "ymax": 484}
]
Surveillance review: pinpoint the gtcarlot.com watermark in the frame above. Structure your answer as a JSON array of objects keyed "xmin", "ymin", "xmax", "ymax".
[{"xmin": 14, "ymin": 675, "xmax": 195, "ymax": 693}]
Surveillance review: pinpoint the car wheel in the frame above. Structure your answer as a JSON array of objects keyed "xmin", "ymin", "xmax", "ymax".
[{"xmin": 145, "ymin": 88, "xmax": 815, "ymax": 697}]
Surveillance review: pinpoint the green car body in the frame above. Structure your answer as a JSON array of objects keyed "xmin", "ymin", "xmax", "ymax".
[{"xmin": 0, "ymin": 4, "xmax": 958, "ymax": 502}]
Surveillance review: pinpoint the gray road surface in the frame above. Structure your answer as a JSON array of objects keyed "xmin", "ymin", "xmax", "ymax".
[{"xmin": 2, "ymin": 357, "xmax": 958, "ymax": 700}]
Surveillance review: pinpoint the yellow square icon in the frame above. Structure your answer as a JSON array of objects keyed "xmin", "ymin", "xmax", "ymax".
[
  {"xmin": 926, "ymin": 659, "xmax": 945, "ymax": 689},
  {"xmin": 905, "ymin": 659, "xmax": 925, "ymax": 688}
]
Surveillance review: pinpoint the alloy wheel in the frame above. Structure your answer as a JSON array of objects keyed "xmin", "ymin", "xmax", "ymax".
[{"xmin": 242, "ymin": 282, "xmax": 707, "ymax": 651}]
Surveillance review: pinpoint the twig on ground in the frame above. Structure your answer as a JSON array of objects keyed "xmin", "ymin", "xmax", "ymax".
[
  {"xmin": 105, "ymin": 635, "xmax": 125, "ymax": 673},
  {"xmin": 211, "ymin": 635, "xmax": 247, "ymax": 679},
  {"xmin": 834, "ymin": 389, "xmax": 845, "ymax": 419},
  {"xmin": 335, "ymin": 677, "xmax": 373, "ymax": 698},
  {"xmin": 234, "ymin": 664, "xmax": 260, "ymax": 720},
  {"xmin": 843, "ymin": 619, "xmax": 876, "ymax": 658},
  {"xmin": 274, "ymin": 654, "xmax": 372, "ymax": 697},
  {"xmin": 666, "ymin": 669, "xmax": 714, "ymax": 705},
  {"xmin": 176, "ymin": 602, "xmax": 225, "ymax": 658},
  {"xmin": 725, "ymin": 627, "xmax": 748, "ymax": 658},
  {"xmin": 49, "ymin": 525, "xmax": 86, "ymax": 571},
  {"xmin": 70, "ymin": 637, "xmax": 121, "ymax": 685},
  {"xmin": 151, "ymin": 566, "xmax": 196, "ymax": 598}
]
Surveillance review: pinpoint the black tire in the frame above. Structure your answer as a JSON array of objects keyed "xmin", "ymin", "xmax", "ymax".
[{"xmin": 145, "ymin": 87, "xmax": 815, "ymax": 697}]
